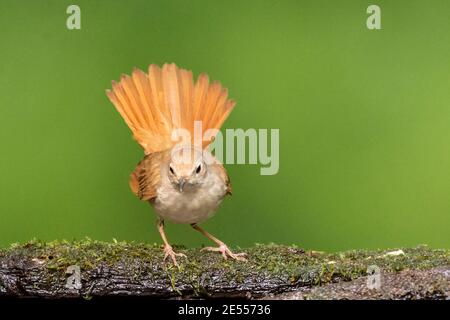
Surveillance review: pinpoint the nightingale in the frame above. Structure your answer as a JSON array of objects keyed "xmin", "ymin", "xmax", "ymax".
[{"xmin": 106, "ymin": 63, "xmax": 246, "ymax": 265}]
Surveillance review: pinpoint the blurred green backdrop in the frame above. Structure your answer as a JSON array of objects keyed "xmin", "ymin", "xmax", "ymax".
[{"xmin": 0, "ymin": 0, "xmax": 449, "ymax": 251}]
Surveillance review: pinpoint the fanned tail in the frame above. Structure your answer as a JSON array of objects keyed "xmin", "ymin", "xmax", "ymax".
[{"xmin": 106, "ymin": 63, "xmax": 235, "ymax": 154}]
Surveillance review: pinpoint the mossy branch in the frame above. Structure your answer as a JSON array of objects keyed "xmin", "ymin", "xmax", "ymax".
[{"xmin": 0, "ymin": 240, "xmax": 448, "ymax": 299}]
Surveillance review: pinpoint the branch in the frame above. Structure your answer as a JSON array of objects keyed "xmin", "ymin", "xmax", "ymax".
[{"xmin": 0, "ymin": 240, "xmax": 448, "ymax": 299}]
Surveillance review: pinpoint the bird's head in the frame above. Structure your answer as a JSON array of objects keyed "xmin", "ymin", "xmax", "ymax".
[{"xmin": 167, "ymin": 145, "xmax": 208, "ymax": 192}]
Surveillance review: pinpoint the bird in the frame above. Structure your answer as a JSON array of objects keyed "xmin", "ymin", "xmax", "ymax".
[{"xmin": 106, "ymin": 63, "xmax": 246, "ymax": 266}]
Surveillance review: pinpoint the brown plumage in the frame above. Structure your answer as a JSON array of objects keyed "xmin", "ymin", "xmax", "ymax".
[
  {"xmin": 106, "ymin": 63, "xmax": 235, "ymax": 153},
  {"xmin": 106, "ymin": 63, "xmax": 245, "ymax": 265}
]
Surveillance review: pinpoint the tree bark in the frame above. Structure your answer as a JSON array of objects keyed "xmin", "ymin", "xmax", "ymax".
[{"xmin": 0, "ymin": 240, "xmax": 448, "ymax": 299}]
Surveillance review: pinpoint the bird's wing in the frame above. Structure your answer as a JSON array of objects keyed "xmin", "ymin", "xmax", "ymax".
[
  {"xmin": 212, "ymin": 163, "xmax": 232, "ymax": 195},
  {"xmin": 129, "ymin": 151, "xmax": 170, "ymax": 202}
]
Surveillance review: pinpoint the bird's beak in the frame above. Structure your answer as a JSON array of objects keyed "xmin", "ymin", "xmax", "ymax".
[{"xmin": 178, "ymin": 178, "xmax": 186, "ymax": 192}]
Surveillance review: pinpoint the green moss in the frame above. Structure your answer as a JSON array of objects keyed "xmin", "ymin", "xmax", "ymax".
[{"xmin": 0, "ymin": 239, "xmax": 448, "ymax": 296}]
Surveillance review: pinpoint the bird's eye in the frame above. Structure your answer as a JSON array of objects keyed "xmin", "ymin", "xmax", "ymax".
[
  {"xmin": 195, "ymin": 164, "xmax": 202, "ymax": 174},
  {"xmin": 169, "ymin": 166, "xmax": 175, "ymax": 174}
]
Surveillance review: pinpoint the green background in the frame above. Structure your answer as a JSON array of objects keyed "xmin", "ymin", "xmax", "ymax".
[{"xmin": 0, "ymin": 0, "xmax": 449, "ymax": 251}]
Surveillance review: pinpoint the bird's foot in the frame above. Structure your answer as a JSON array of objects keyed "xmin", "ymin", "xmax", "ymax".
[
  {"xmin": 201, "ymin": 242, "xmax": 247, "ymax": 261},
  {"xmin": 163, "ymin": 244, "xmax": 187, "ymax": 267}
]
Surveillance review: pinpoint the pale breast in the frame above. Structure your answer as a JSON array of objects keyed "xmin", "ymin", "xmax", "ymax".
[{"xmin": 153, "ymin": 171, "xmax": 228, "ymax": 224}]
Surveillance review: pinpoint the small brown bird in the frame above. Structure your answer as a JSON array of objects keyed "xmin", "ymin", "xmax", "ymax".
[{"xmin": 106, "ymin": 63, "xmax": 246, "ymax": 265}]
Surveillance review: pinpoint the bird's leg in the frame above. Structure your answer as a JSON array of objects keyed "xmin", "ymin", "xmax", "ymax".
[
  {"xmin": 191, "ymin": 224, "xmax": 247, "ymax": 261},
  {"xmin": 157, "ymin": 219, "xmax": 186, "ymax": 266}
]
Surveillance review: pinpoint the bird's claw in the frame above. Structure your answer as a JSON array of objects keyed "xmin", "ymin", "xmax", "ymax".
[
  {"xmin": 201, "ymin": 243, "xmax": 247, "ymax": 261},
  {"xmin": 163, "ymin": 244, "xmax": 187, "ymax": 267}
]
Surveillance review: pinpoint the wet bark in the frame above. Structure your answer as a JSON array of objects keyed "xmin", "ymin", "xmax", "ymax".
[{"xmin": 0, "ymin": 241, "xmax": 448, "ymax": 299}]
